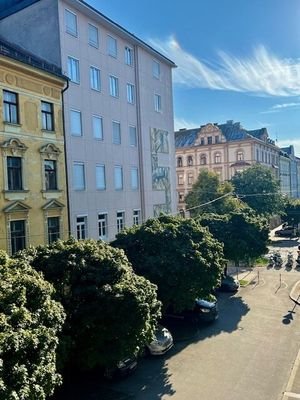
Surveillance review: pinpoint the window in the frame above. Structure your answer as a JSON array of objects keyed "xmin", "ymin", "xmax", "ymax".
[
  {"xmin": 88, "ymin": 24, "xmax": 99, "ymax": 47},
  {"xmin": 133, "ymin": 210, "xmax": 140, "ymax": 225},
  {"xmin": 114, "ymin": 166, "xmax": 123, "ymax": 190},
  {"xmin": 44, "ymin": 160, "xmax": 57, "ymax": 190},
  {"xmin": 48, "ymin": 217, "xmax": 60, "ymax": 244},
  {"xmin": 76, "ymin": 216, "xmax": 87, "ymax": 240},
  {"xmin": 92, "ymin": 115, "xmax": 103, "ymax": 140},
  {"xmin": 154, "ymin": 94, "xmax": 161, "ymax": 112},
  {"xmin": 41, "ymin": 101, "xmax": 54, "ymax": 131},
  {"xmin": 187, "ymin": 155, "xmax": 193, "ymax": 166},
  {"xmin": 200, "ymin": 155, "xmax": 207, "ymax": 165},
  {"xmin": 7, "ymin": 156, "xmax": 22, "ymax": 190},
  {"xmin": 131, "ymin": 167, "xmax": 139, "ymax": 189},
  {"xmin": 98, "ymin": 213, "xmax": 108, "ymax": 239},
  {"xmin": 96, "ymin": 164, "xmax": 106, "ymax": 190},
  {"xmin": 107, "ymin": 35, "xmax": 117, "ymax": 57},
  {"xmin": 10, "ymin": 220, "xmax": 25, "ymax": 254},
  {"xmin": 112, "ymin": 121, "xmax": 121, "ymax": 144},
  {"xmin": 3, "ymin": 91, "xmax": 18, "ymax": 124},
  {"xmin": 207, "ymin": 136, "xmax": 212, "ymax": 145},
  {"xmin": 117, "ymin": 211, "xmax": 125, "ymax": 233},
  {"xmin": 90, "ymin": 66, "xmax": 101, "ymax": 91},
  {"xmin": 237, "ymin": 151, "xmax": 244, "ymax": 161},
  {"xmin": 70, "ymin": 110, "xmax": 82, "ymax": 136},
  {"xmin": 215, "ymin": 153, "xmax": 221, "ymax": 164},
  {"xmin": 215, "ymin": 136, "xmax": 220, "ymax": 144},
  {"xmin": 65, "ymin": 9, "xmax": 77, "ymax": 36},
  {"xmin": 67, "ymin": 56, "xmax": 80, "ymax": 83},
  {"xmin": 129, "ymin": 126, "xmax": 137, "ymax": 146},
  {"xmin": 177, "ymin": 157, "xmax": 183, "ymax": 167},
  {"xmin": 178, "ymin": 174, "xmax": 184, "ymax": 185},
  {"xmin": 188, "ymin": 173, "xmax": 194, "ymax": 185},
  {"xmin": 179, "ymin": 192, "xmax": 184, "ymax": 203},
  {"xmin": 125, "ymin": 46, "xmax": 133, "ymax": 66},
  {"xmin": 109, "ymin": 76, "xmax": 119, "ymax": 97},
  {"xmin": 73, "ymin": 162, "xmax": 85, "ymax": 190},
  {"xmin": 200, "ymin": 138, "xmax": 205, "ymax": 146},
  {"xmin": 152, "ymin": 60, "xmax": 160, "ymax": 78},
  {"xmin": 126, "ymin": 83, "xmax": 135, "ymax": 104}
]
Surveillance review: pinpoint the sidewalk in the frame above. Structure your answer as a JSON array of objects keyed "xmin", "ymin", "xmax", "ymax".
[{"xmin": 282, "ymin": 281, "xmax": 300, "ymax": 400}]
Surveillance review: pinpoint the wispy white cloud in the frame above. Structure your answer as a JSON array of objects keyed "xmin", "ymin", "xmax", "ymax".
[
  {"xmin": 150, "ymin": 36, "xmax": 300, "ymax": 97},
  {"xmin": 174, "ymin": 117, "xmax": 199, "ymax": 131},
  {"xmin": 261, "ymin": 100, "xmax": 300, "ymax": 114}
]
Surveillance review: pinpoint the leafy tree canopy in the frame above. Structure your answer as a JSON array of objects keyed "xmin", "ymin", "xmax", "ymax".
[
  {"xmin": 185, "ymin": 169, "xmax": 241, "ymax": 217},
  {"xmin": 0, "ymin": 250, "xmax": 65, "ymax": 400},
  {"xmin": 113, "ymin": 215, "xmax": 224, "ymax": 312},
  {"xmin": 199, "ymin": 209, "xmax": 269, "ymax": 266},
  {"xmin": 283, "ymin": 198, "xmax": 300, "ymax": 226},
  {"xmin": 231, "ymin": 164, "xmax": 284, "ymax": 216},
  {"xmin": 16, "ymin": 238, "xmax": 161, "ymax": 371}
]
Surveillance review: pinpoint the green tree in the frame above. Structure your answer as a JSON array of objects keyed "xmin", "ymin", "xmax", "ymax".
[
  {"xmin": 199, "ymin": 209, "xmax": 269, "ymax": 266},
  {"xmin": 283, "ymin": 198, "xmax": 300, "ymax": 226},
  {"xmin": 231, "ymin": 164, "xmax": 284, "ymax": 216},
  {"xmin": 17, "ymin": 238, "xmax": 160, "ymax": 371},
  {"xmin": 185, "ymin": 169, "xmax": 240, "ymax": 217},
  {"xmin": 0, "ymin": 251, "xmax": 65, "ymax": 400},
  {"xmin": 113, "ymin": 215, "xmax": 224, "ymax": 312}
]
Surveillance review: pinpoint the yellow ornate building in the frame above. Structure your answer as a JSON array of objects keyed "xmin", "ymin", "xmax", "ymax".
[{"xmin": 0, "ymin": 38, "xmax": 69, "ymax": 254}]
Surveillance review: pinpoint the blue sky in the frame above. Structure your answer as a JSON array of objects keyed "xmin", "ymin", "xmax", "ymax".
[{"xmin": 89, "ymin": 0, "xmax": 300, "ymax": 154}]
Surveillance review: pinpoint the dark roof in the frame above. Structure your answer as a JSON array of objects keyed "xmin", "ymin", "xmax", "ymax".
[
  {"xmin": 0, "ymin": 36, "xmax": 66, "ymax": 79},
  {"xmin": 175, "ymin": 121, "xmax": 271, "ymax": 149},
  {"xmin": 0, "ymin": 0, "xmax": 39, "ymax": 19}
]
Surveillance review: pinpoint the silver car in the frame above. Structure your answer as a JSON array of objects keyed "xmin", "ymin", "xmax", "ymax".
[{"xmin": 146, "ymin": 325, "xmax": 173, "ymax": 356}]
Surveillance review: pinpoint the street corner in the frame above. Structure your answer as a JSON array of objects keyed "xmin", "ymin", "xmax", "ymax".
[{"xmin": 290, "ymin": 281, "xmax": 300, "ymax": 305}]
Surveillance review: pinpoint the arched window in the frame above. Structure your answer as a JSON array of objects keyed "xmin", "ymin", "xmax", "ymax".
[
  {"xmin": 177, "ymin": 157, "xmax": 183, "ymax": 167},
  {"xmin": 214, "ymin": 153, "xmax": 221, "ymax": 164},
  {"xmin": 200, "ymin": 154, "xmax": 207, "ymax": 165},
  {"xmin": 237, "ymin": 151, "xmax": 244, "ymax": 161},
  {"xmin": 187, "ymin": 155, "xmax": 193, "ymax": 166}
]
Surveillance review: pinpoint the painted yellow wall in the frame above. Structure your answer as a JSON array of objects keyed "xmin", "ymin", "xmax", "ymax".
[{"xmin": 0, "ymin": 56, "xmax": 69, "ymax": 253}]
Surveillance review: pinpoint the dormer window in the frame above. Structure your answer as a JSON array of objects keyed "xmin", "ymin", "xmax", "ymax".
[{"xmin": 237, "ymin": 151, "xmax": 244, "ymax": 161}]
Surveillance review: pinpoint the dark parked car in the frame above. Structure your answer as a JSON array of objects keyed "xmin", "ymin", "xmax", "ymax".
[
  {"xmin": 165, "ymin": 298, "xmax": 218, "ymax": 323},
  {"xmin": 218, "ymin": 275, "xmax": 240, "ymax": 292},
  {"xmin": 104, "ymin": 356, "xmax": 137, "ymax": 380},
  {"xmin": 275, "ymin": 226, "xmax": 295, "ymax": 237}
]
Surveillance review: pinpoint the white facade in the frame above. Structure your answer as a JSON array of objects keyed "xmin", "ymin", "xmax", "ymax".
[{"xmin": 0, "ymin": 0, "xmax": 177, "ymax": 241}]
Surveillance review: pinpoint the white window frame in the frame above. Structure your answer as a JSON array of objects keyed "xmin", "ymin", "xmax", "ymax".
[
  {"xmin": 107, "ymin": 35, "xmax": 117, "ymax": 58},
  {"xmin": 125, "ymin": 46, "xmax": 133, "ymax": 66},
  {"xmin": 70, "ymin": 109, "xmax": 82, "ymax": 136},
  {"xmin": 114, "ymin": 166, "xmax": 123, "ymax": 190},
  {"xmin": 92, "ymin": 115, "xmax": 103, "ymax": 140},
  {"xmin": 129, "ymin": 125, "xmax": 137, "ymax": 147},
  {"xmin": 109, "ymin": 75, "xmax": 119, "ymax": 97},
  {"xmin": 131, "ymin": 167, "xmax": 139, "ymax": 190},
  {"xmin": 96, "ymin": 164, "xmax": 106, "ymax": 190},
  {"xmin": 65, "ymin": 9, "xmax": 77, "ymax": 37},
  {"xmin": 98, "ymin": 213, "xmax": 108, "ymax": 240},
  {"xmin": 133, "ymin": 209, "xmax": 140, "ymax": 225},
  {"xmin": 76, "ymin": 215, "xmax": 88, "ymax": 240},
  {"xmin": 88, "ymin": 23, "xmax": 99, "ymax": 48},
  {"xmin": 154, "ymin": 94, "xmax": 162, "ymax": 112},
  {"xmin": 116, "ymin": 211, "xmax": 125, "ymax": 233},
  {"xmin": 90, "ymin": 66, "xmax": 101, "ymax": 91},
  {"xmin": 152, "ymin": 60, "xmax": 160, "ymax": 79},
  {"xmin": 73, "ymin": 162, "xmax": 85, "ymax": 190},
  {"xmin": 112, "ymin": 121, "xmax": 121, "ymax": 145},
  {"xmin": 126, "ymin": 83, "xmax": 135, "ymax": 104},
  {"xmin": 67, "ymin": 56, "xmax": 80, "ymax": 84}
]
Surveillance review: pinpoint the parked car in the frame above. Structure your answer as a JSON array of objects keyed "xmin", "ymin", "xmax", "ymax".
[
  {"xmin": 275, "ymin": 226, "xmax": 295, "ymax": 237},
  {"xmin": 218, "ymin": 275, "xmax": 240, "ymax": 292},
  {"xmin": 165, "ymin": 298, "xmax": 218, "ymax": 323},
  {"xmin": 104, "ymin": 356, "xmax": 137, "ymax": 380},
  {"xmin": 146, "ymin": 325, "xmax": 173, "ymax": 356}
]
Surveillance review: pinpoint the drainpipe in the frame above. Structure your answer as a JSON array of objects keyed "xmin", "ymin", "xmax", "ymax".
[{"xmin": 61, "ymin": 77, "xmax": 70, "ymax": 238}]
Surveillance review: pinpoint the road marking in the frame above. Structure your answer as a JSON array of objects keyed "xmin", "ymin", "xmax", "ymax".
[
  {"xmin": 282, "ymin": 347, "xmax": 300, "ymax": 400},
  {"xmin": 284, "ymin": 392, "xmax": 300, "ymax": 399}
]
